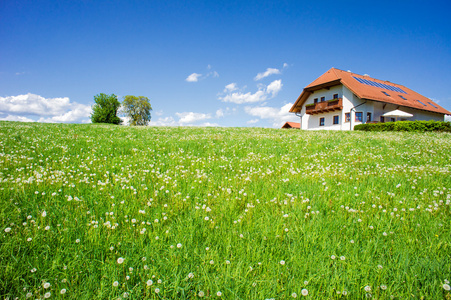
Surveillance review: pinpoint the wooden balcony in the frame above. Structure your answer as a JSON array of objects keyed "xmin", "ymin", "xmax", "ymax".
[{"xmin": 305, "ymin": 98, "xmax": 343, "ymax": 115}]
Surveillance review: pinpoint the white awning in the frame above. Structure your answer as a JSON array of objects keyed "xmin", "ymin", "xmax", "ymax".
[{"xmin": 382, "ymin": 109, "xmax": 413, "ymax": 118}]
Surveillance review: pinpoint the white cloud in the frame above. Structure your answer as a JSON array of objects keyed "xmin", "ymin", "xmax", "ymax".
[
  {"xmin": 247, "ymin": 119, "xmax": 259, "ymax": 124},
  {"xmin": 244, "ymin": 103, "xmax": 296, "ymax": 127},
  {"xmin": 266, "ymin": 79, "xmax": 283, "ymax": 97},
  {"xmin": 149, "ymin": 116, "xmax": 178, "ymax": 126},
  {"xmin": 254, "ymin": 68, "xmax": 281, "ymax": 81},
  {"xmin": 0, "ymin": 93, "xmax": 92, "ymax": 123},
  {"xmin": 37, "ymin": 103, "xmax": 92, "ymax": 123},
  {"xmin": 220, "ymin": 79, "xmax": 282, "ymax": 104},
  {"xmin": 224, "ymin": 83, "xmax": 238, "ymax": 92},
  {"xmin": 209, "ymin": 71, "xmax": 219, "ymax": 78},
  {"xmin": 283, "ymin": 63, "xmax": 289, "ymax": 68},
  {"xmin": 175, "ymin": 112, "xmax": 212, "ymax": 124},
  {"xmin": 0, "ymin": 114, "xmax": 35, "ymax": 122},
  {"xmin": 185, "ymin": 73, "xmax": 202, "ymax": 82},
  {"xmin": 221, "ymin": 90, "xmax": 267, "ymax": 104},
  {"xmin": 215, "ymin": 109, "xmax": 224, "ymax": 118}
]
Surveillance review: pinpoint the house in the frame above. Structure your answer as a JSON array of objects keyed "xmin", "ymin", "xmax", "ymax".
[
  {"xmin": 281, "ymin": 122, "xmax": 300, "ymax": 129},
  {"xmin": 289, "ymin": 68, "xmax": 451, "ymax": 130}
]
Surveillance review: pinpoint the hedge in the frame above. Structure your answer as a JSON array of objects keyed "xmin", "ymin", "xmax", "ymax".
[{"xmin": 354, "ymin": 120, "xmax": 451, "ymax": 132}]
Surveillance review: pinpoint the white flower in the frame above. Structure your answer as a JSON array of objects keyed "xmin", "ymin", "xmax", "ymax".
[
  {"xmin": 43, "ymin": 282, "xmax": 51, "ymax": 289},
  {"xmin": 27, "ymin": 237, "xmax": 32, "ymax": 242},
  {"xmin": 75, "ymin": 239, "xmax": 80, "ymax": 243},
  {"xmin": 292, "ymin": 292, "xmax": 297, "ymax": 298},
  {"xmin": 380, "ymin": 285, "xmax": 387, "ymax": 290},
  {"xmin": 301, "ymin": 288, "xmax": 308, "ymax": 296},
  {"xmin": 340, "ymin": 256, "xmax": 346, "ymax": 261},
  {"xmin": 60, "ymin": 288, "xmax": 67, "ymax": 294},
  {"xmin": 4, "ymin": 227, "xmax": 11, "ymax": 233},
  {"xmin": 177, "ymin": 243, "xmax": 182, "ymax": 248},
  {"xmin": 217, "ymin": 291, "xmax": 222, "ymax": 296},
  {"xmin": 280, "ymin": 260, "xmax": 285, "ymax": 265},
  {"xmin": 443, "ymin": 283, "xmax": 451, "ymax": 291},
  {"xmin": 188, "ymin": 272, "xmax": 194, "ymax": 278},
  {"xmin": 44, "ymin": 292, "xmax": 51, "ymax": 298},
  {"xmin": 198, "ymin": 290, "xmax": 205, "ymax": 297},
  {"xmin": 113, "ymin": 281, "xmax": 119, "ymax": 287},
  {"xmin": 364, "ymin": 285, "xmax": 371, "ymax": 292},
  {"xmin": 304, "ymin": 281, "xmax": 308, "ymax": 285},
  {"xmin": 26, "ymin": 292, "xmax": 32, "ymax": 298},
  {"xmin": 41, "ymin": 211, "xmax": 47, "ymax": 217},
  {"xmin": 147, "ymin": 279, "xmax": 153, "ymax": 286},
  {"xmin": 123, "ymin": 292, "xmax": 129, "ymax": 298},
  {"xmin": 155, "ymin": 288, "xmax": 160, "ymax": 293},
  {"xmin": 331, "ymin": 255, "xmax": 336, "ymax": 260},
  {"xmin": 117, "ymin": 257, "xmax": 124, "ymax": 264},
  {"xmin": 45, "ymin": 226, "xmax": 50, "ymax": 230},
  {"xmin": 210, "ymin": 260, "xmax": 214, "ymax": 265}
]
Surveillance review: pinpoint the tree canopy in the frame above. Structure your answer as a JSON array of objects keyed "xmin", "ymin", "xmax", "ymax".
[
  {"xmin": 122, "ymin": 95, "xmax": 152, "ymax": 126},
  {"xmin": 91, "ymin": 93, "xmax": 122, "ymax": 124}
]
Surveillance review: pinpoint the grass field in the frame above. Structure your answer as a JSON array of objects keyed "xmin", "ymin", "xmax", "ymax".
[{"xmin": 0, "ymin": 121, "xmax": 450, "ymax": 299}]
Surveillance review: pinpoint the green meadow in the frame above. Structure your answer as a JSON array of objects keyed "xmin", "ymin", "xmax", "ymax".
[{"xmin": 0, "ymin": 121, "xmax": 450, "ymax": 299}]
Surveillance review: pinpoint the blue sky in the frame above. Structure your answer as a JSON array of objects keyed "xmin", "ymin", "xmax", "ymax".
[{"xmin": 1, "ymin": 0, "xmax": 451, "ymax": 127}]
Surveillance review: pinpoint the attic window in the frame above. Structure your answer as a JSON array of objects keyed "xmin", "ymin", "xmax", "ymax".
[
  {"xmin": 399, "ymin": 95, "xmax": 407, "ymax": 100},
  {"xmin": 417, "ymin": 100, "xmax": 426, "ymax": 106},
  {"xmin": 428, "ymin": 102, "xmax": 438, "ymax": 108},
  {"xmin": 381, "ymin": 91, "xmax": 390, "ymax": 97}
]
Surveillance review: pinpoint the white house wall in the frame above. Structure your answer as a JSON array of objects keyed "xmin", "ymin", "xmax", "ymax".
[
  {"xmin": 371, "ymin": 101, "xmax": 444, "ymax": 122},
  {"xmin": 301, "ymin": 85, "xmax": 344, "ymax": 130},
  {"xmin": 299, "ymin": 84, "xmax": 444, "ymax": 130}
]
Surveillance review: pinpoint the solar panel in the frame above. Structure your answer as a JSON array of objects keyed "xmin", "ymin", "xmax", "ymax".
[
  {"xmin": 417, "ymin": 100, "xmax": 426, "ymax": 106},
  {"xmin": 353, "ymin": 76, "xmax": 407, "ymax": 94}
]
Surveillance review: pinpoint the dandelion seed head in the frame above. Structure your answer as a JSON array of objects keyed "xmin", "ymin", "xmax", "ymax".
[
  {"xmin": 117, "ymin": 257, "xmax": 124, "ymax": 264},
  {"xmin": 301, "ymin": 288, "xmax": 308, "ymax": 296}
]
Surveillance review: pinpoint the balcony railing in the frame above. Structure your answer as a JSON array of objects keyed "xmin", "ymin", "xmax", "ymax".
[{"xmin": 305, "ymin": 98, "xmax": 343, "ymax": 115}]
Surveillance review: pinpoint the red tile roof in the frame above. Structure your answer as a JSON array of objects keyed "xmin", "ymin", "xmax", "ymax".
[
  {"xmin": 281, "ymin": 122, "xmax": 300, "ymax": 129},
  {"xmin": 290, "ymin": 68, "xmax": 451, "ymax": 115}
]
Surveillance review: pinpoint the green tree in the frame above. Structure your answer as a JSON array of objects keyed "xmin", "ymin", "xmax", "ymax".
[
  {"xmin": 91, "ymin": 93, "xmax": 122, "ymax": 124},
  {"xmin": 122, "ymin": 95, "xmax": 152, "ymax": 126}
]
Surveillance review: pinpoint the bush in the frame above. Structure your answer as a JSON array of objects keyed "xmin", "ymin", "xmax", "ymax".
[{"xmin": 354, "ymin": 120, "xmax": 451, "ymax": 132}]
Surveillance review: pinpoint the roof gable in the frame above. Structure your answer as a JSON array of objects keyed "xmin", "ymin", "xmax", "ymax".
[{"xmin": 290, "ymin": 68, "xmax": 451, "ymax": 115}]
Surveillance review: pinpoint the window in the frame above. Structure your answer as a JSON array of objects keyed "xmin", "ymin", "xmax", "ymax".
[
  {"xmin": 314, "ymin": 98, "xmax": 318, "ymax": 103},
  {"xmin": 345, "ymin": 113, "xmax": 350, "ymax": 122},
  {"xmin": 333, "ymin": 94, "xmax": 339, "ymax": 99},
  {"xmin": 428, "ymin": 102, "xmax": 438, "ymax": 108},
  {"xmin": 367, "ymin": 112, "xmax": 372, "ymax": 122},
  {"xmin": 391, "ymin": 118, "xmax": 395, "ymax": 122},
  {"xmin": 333, "ymin": 115, "xmax": 339, "ymax": 124},
  {"xmin": 320, "ymin": 97, "xmax": 325, "ymax": 102},
  {"xmin": 319, "ymin": 117, "xmax": 325, "ymax": 126},
  {"xmin": 382, "ymin": 91, "xmax": 390, "ymax": 97},
  {"xmin": 355, "ymin": 112, "xmax": 363, "ymax": 122},
  {"xmin": 399, "ymin": 95, "xmax": 407, "ymax": 100},
  {"xmin": 380, "ymin": 116, "xmax": 385, "ymax": 123}
]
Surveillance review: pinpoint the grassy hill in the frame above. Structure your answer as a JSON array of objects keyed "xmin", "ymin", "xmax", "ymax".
[{"xmin": 1, "ymin": 121, "xmax": 450, "ymax": 299}]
